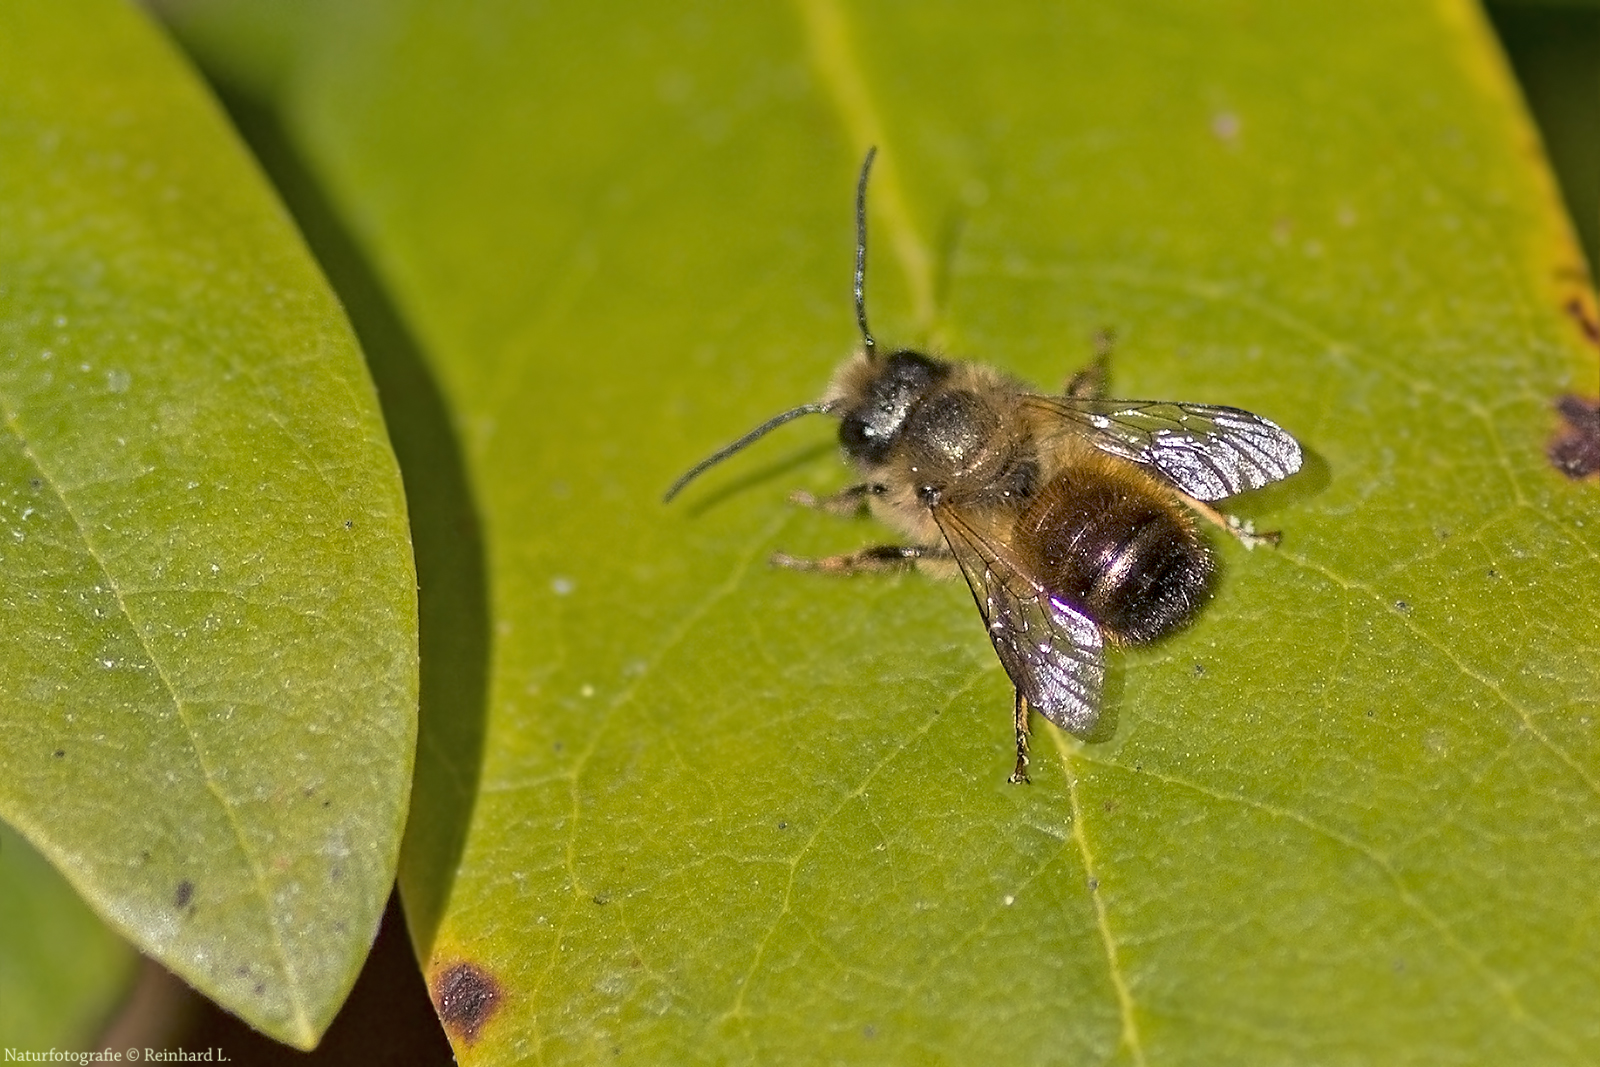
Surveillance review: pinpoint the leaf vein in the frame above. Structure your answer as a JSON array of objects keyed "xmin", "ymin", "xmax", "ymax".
[{"xmin": 0, "ymin": 395, "xmax": 314, "ymax": 1039}]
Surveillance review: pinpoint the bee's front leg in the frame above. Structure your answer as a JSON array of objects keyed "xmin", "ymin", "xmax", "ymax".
[{"xmin": 788, "ymin": 483, "xmax": 878, "ymax": 517}]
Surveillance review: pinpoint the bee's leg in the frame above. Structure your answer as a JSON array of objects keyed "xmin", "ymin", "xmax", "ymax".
[
  {"xmin": 789, "ymin": 482, "xmax": 874, "ymax": 517},
  {"xmin": 1178, "ymin": 491, "xmax": 1283, "ymax": 550},
  {"xmin": 1008, "ymin": 690, "xmax": 1032, "ymax": 785},
  {"xmin": 771, "ymin": 542, "xmax": 951, "ymax": 574},
  {"xmin": 1064, "ymin": 329, "xmax": 1115, "ymax": 398}
]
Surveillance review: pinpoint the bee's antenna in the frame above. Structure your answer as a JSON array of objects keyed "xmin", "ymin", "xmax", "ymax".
[
  {"xmin": 664, "ymin": 401, "xmax": 838, "ymax": 502},
  {"xmin": 854, "ymin": 147, "xmax": 878, "ymax": 358}
]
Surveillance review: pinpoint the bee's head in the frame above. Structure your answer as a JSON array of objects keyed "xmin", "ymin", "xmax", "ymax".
[{"xmin": 837, "ymin": 349, "xmax": 950, "ymax": 466}]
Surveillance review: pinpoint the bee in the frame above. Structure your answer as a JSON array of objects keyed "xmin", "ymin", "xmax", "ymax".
[{"xmin": 666, "ymin": 149, "xmax": 1303, "ymax": 782}]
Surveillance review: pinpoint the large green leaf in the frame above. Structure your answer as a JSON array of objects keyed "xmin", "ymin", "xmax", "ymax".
[
  {"xmin": 183, "ymin": 0, "xmax": 1599, "ymax": 1061},
  {"xmin": 0, "ymin": 3, "xmax": 416, "ymax": 1049}
]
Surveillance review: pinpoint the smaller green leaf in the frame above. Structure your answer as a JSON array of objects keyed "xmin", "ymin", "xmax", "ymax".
[
  {"xmin": 0, "ymin": 3, "xmax": 416, "ymax": 1048},
  {"xmin": 0, "ymin": 820, "xmax": 137, "ymax": 1050}
]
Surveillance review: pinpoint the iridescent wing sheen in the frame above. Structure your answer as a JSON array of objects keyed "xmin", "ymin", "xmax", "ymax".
[
  {"xmin": 1023, "ymin": 395, "xmax": 1303, "ymax": 502},
  {"xmin": 933, "ymin": 504, "xmax": 1105, "ymax": 734}
]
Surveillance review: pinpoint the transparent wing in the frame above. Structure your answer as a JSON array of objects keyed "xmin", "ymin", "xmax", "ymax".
[
  {"xmin": 1024, "ymin": 395, "xmax": 1303, "ymax": 501},
  {"xmin": 933, "ymin": 504, "xmax": 1105, "ymax": 734}
]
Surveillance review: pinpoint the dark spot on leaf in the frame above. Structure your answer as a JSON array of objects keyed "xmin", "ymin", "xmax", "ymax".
[
  {"xmin": 1366, "ymin": 708, "xmax": 1377, "ymax": 718},
  {"xmin": 862, "ymin": 1024, "xmax": 878, "ymax": 1040},
  {"xmin": 1087, "ymin": 877, "xmax": 1099, "ymax": 892},
  {"xmin": 344, "ymin": 519, "xmax": 354, "ymax": 529},
  {"xmin": 254, "ymin": 982, "xmax": 267, "ymax": 996},
  {"xmin": 1549, "ymin": 395, "xmax": 1600, "ymax": 478},
  {"xmin": 1565, "ymin": 296, "xmax": 1600, "ymax": 347},
  {"xmin": 322, "ymin": 799, "xmax": 331, "ymax": 808},
  {"xmin": 174, "ymin": 880, "xmax": 194, "ymax": 909},
  {"xmin": 432, "ymin": 961, "xmax": 503, "ymax": 1045},
  {"xmin": 53, "ymin": 749, "xmax": 64, "ymax": 758},
  {"xmin": 553, "ymin": 741, "xmax": 564, "ymax": 753},
  {"xmin": 593, "ymin": 892, "xmax": 610, "ymax": 906},
  {"xmin": 1103, "ymin": 801, "xmax": 1116, "ymax": 813},
  {"xmin": 1192, "ymin": 662, "xmax": 1205, "ymax": 676},
  {"xmin": 1435, "ymin": 528, "xmax": 1450, "ymax": 541},
  {"xmin": 1487, "ymin": 568, "xmax": 1499, "ymax": 579},
  {"xmin": 777, "ymin": 821, "xmax": 788, "ymax": 830},
  {"xmin": 1394, "ymin": 600, "xmax": 1410, "ymax": 614},
  {"xmin": 29, "ymin": 478, "xmax": 40, "ymax": 490}
]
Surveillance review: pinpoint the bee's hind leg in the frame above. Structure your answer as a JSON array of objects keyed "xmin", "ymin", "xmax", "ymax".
[
  {"xmin": 1064, "ymin": 328, "xmax": 1116, "ymax": 399},
  {"xmin": 1178, "ymin": 491, "xmax": 1283, "ymax": 551},
  {"xmin": 1009, "ymin": 691, "xmax": 1032, "ymax": 785},
  {"xmin": 771, "ymin": 542, "xmax": 950, "ymax": 574}
]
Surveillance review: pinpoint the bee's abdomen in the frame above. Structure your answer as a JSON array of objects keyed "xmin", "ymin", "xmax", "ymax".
[{"xmin": 1020, "ymin": 464, "xmax": 1213, "ymax": 644}]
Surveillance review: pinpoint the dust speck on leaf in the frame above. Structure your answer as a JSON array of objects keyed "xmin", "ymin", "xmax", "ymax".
[{"xmin": 432, "ymin": 961, "xmax": 503, "ymax": 1045}]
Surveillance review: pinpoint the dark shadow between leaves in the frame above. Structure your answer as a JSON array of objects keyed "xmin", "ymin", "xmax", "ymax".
[{"xmin": 207, "ymin": 87, "xmax": 490, "ymax": 957}]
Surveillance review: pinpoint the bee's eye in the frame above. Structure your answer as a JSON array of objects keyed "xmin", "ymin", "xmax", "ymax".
[
  {"xmin": 838, "ymin": 349, "xmax": 950, "ymax": 466},
  {"xmin": 840, "ymin": 412, "xmax": 891, "ymax": 464}
]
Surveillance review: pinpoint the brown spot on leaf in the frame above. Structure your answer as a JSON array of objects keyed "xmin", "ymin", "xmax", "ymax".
[
  {"xmin": 174, "ymin": 880, "xmax": 194, "ymax": 909},
  {"xmin": 1550, "ymin": 395, "xmax": 1600, "ymax": 479},
  {"xmin": 432, "ymin": 961, "xmax": 502, "ymax": 1045}
]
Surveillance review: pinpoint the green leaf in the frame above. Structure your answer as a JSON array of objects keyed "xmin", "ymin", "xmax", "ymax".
[
  {"xmin": 0, "ymin": 820, "xmax": 138, "ymax": 1049},
  {"xmin": 181, "ymin": 0, "xmax": 1600, "ymax": 1061},
  {"xmin": 0, "ymin": 3, "xmax": 416, "ymax": 1049}
]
